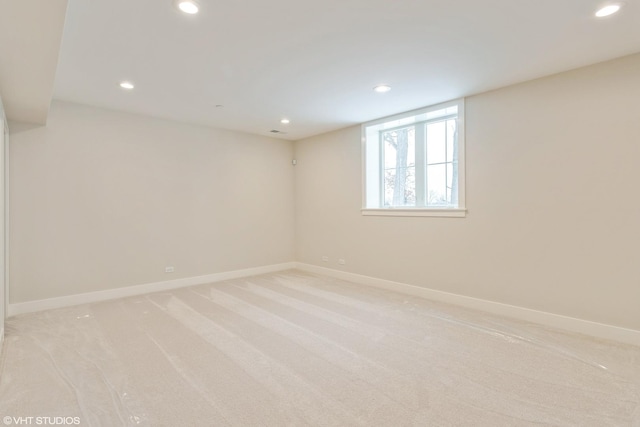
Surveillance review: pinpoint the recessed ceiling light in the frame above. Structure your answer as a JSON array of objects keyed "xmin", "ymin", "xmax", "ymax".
[
  {"xmin": 177, "ymin": 0, "xmax": 199, "ymax": 14},
  {"xmin": 374, "ymin": 85, "xmax": 391, "ymax": 93},
  {"xmin": 280, "ymin": 118, "xmax": 290, "ymax": 124},
  {"xmin": 595, "ymin": 3, "xmax": 622, "ymax": 17},
  {"xmin": 119, "ymin": 81, "xmax": 134, "ymax": 90}
]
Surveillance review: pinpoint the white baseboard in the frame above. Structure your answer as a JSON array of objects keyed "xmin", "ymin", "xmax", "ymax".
[
  {"xmin": 295, "ymin": 263, "xmax": 640, "ymax": 347},
  {"xmin": 8, "ymin": 262, "xmax": 296, "ymax": 317}
]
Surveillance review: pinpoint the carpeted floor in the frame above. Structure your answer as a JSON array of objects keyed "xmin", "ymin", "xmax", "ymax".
[{"xmin": 0, "ymin": 270, "xmax": 639, "ymax": 426}]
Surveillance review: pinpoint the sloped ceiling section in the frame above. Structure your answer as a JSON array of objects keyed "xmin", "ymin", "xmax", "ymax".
[{"xmin": 0, "ymin": 0, "xmax": 68, "ymax": 124}]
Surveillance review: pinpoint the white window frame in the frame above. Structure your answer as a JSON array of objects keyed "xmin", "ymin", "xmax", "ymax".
[{"xmin": 361, "ymin": 98, "xmax": 466, "ymax": 217}]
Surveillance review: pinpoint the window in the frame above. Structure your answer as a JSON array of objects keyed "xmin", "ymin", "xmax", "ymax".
[{"xmin": 362, "ymin": 99, "xmax": 465, "ymax": 217}]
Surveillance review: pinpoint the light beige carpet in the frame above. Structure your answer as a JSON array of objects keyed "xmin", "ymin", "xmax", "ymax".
[{"xmin": 0, "ymin": 270, "xmax": 638, "ymax": 426}]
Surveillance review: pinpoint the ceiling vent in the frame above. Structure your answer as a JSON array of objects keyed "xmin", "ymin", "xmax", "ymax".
[{"xmin": 269, "ymin": 129, "xmax": 287, "ymax": 134}]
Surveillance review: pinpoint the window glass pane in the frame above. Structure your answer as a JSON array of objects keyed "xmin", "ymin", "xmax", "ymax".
[
  {"xmin": 385, "ymin": 167, "xmax": 416, "ymax": 207},
  {"xmin": 383, "ymin": 127, "xmax": 415, "ymax": 169},
  {"xmin": 446, "ymin": 162, "xmax": 453, "ymax": 201},
  {"xmin": 408, "ymin": 132, "xmax": 415, "ymax": 166},
  {"xmin": 446, "ymin": 119, "xmax": 456, "ymax": 163},
  {"xmin": 427, "ymin": 121, "xmax": 446, "ymax": 165},
  {"xmin": 384, "ymin": 168, "xmax": 396, "ymax": 206},
  {"xmin": 384, "ymin": 136, "xmax": 396, "ymax": 169},
  {"xmin": 405, "ymin": 166, "xmax": 416, "ymax": 205},
  {"xmin": 382, "ymin": 126, "xmax": 416, "ymax": 207},
  {"xmin": 427, "ymin": 164, "xmax": 448, "ymax": 206}
]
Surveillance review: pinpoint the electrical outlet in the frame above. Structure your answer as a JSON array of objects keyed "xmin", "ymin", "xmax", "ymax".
[
  {"xmin": 322, "ymin": 256, "xmax": 329, "ymax": 262},
  {"xmin": 338, "ymin": 259, "xmax": 346, "ymax": 265},
  {"xmin": 165, "ymin": 266, "xmax": 175, "ymax": 273}
]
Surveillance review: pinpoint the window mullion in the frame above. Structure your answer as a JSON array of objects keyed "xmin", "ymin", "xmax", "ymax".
[
  {"xmin": 378, "ymin": 131, "xmax": 384, "ymax": 206},
  {"xmin": 415, "ymin": 124, "xmax": 426, "ymax": 207}
]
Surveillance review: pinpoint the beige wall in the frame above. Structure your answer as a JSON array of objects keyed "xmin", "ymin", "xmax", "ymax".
[
  {"xmin": 10, "ymin": 101, "xmax": 295, "ymax": 303},
  {"xmin": 295, "ymin": 53, "xmax": 640, "ymax": 331},
  {"xmin": 0, "ymin": 102, "xmax": 5, "ymax": 336}
]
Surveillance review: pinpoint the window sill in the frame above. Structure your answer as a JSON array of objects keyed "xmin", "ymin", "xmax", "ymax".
[{"xmin": 361, "ymin": 208, "xmax": 467, "ymax": 218}]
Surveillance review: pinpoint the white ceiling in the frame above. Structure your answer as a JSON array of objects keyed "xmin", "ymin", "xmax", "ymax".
[{"xmin": 50, "ymin": 0, "xmax": 640, "ymax": 140}]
